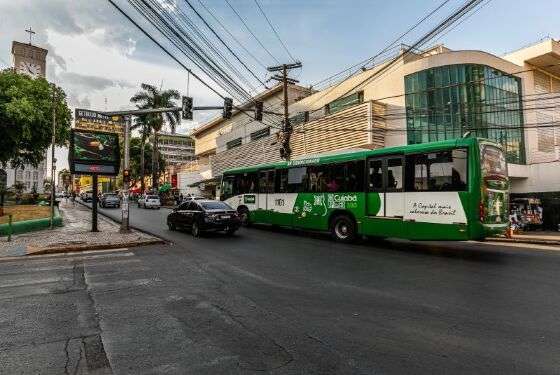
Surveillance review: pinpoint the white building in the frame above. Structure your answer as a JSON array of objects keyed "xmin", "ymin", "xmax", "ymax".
[{"xmin": 289, "ymin": 39, "xmax": 560, "ymax": 229}]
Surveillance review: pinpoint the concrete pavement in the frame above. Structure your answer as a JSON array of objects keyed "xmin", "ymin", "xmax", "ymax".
[{"xmin": 2, "ymin": 202, "xmax": 560, "ymax": 373}]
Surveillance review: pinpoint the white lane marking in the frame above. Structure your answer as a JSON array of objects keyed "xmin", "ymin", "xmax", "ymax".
[{"xmin": 0, "ymin": 276, "xmax": 73, "ymax": 288}]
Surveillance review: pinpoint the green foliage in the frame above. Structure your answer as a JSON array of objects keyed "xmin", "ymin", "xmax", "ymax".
[
  {"xmin": 129, "ymin": 137, "xmax": 165, "ymax": 178},
  {"xmin": 0, "ymin": 69, "xmax": 72, "ymax": 168}
]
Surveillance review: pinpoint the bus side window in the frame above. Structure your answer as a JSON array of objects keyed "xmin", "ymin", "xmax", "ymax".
[
  {"xmin": 287, "ymin": 167, "xmax": 307, "ymax": 193},
  {"xmin": 345, "ymin": 160, "xmax": 365, "ymax": 192},
  {"xmin": 276, "ymin": 169, "xmax": 288, "ymax": 193},
  {"xmin": 405, "ymin": 149, "xmax": 468, "ymax": 192},
  {"xmin": 368, "ymin": 160, "xmax": 383, "ymax": 191}
]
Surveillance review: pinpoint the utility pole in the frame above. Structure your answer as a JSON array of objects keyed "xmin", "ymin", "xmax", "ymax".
[
  {"xmin": 120, "ymin": 116, "xmax": 131, "ymax": 233},
  {"xmin": 267, "ymin": 62, "xmax": 302, "ymax": 160},
  {"xmin": 49, "ymin": 85, "xmax": 56, "ymax": 229}
]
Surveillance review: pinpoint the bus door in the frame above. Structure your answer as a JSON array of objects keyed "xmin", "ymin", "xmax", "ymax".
[
  {"xmin": 366, "ymin": 156, "xmax": 405, "ymax": 236},
  {"xmin": 256, "ymin": 169, "xmax": 275, "ymax": 222}
]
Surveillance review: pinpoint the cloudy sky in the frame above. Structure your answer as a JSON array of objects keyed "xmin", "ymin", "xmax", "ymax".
[{"xmin": 0, "ymin": 0, "xmax": 559, "ymax": 175}]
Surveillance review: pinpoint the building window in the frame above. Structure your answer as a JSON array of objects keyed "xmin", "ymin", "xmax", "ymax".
[
  {"xmin": 250, "ymin": 127, "xmax": 270, "ymax": 141},
  {"xmin": 33, "ymin": 171, "xmax": 39, "ymax": 181},
  {"xmin": 25, "ymin": 171, "xmax": 31, "ymax": 179},
  {"xmin": 326, "ymin": 91, "xmax": 364, "ymax": 114},
  {"xmin": 226, "ymin": 137, "xmax": 242, "ymax": 150},
  {"xmin": 404, "ymin": 64, "xmax": 525, "ymax": 164},
  {"xmin": 289, "ymin": 112, "xmax": 309, "ymax": 126}
]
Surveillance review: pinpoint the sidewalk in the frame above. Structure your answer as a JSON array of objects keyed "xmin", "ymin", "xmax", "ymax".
[
  {"xmin": 0, "ymin": 201, "xmax": 164, "ymax": 257},
  {"xmin": 488, "ymin": 231, "xmax": 560, "ymax": 246}
]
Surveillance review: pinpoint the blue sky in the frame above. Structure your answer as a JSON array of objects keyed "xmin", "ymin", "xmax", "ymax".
[{"xmin": 0, "ymin": 0, "xmax": 558, "ymax": 172}]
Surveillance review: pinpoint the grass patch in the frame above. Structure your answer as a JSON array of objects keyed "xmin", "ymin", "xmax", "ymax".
[{"xmin": 0, "ymin": 205, "xmax": 51, "ymax": 224}]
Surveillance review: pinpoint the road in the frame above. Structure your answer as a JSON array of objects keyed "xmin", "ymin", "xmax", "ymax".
[{"xmin": 1, "ymin": 201, "xmax": 560, "ymax": 374}]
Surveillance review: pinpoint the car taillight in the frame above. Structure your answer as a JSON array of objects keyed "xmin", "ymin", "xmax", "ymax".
[{"xmin": 479, "ymin": 201, "xmax": 485, "ymax": 222}]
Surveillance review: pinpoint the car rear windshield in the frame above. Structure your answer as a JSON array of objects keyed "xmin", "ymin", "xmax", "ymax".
[
  {"xmin": 200, "ymin": 201, "xmax": 231, "ymax": 210},
  {"xmin": 147, "ymin": 195, "xmax": 159, "ymax": 200}
]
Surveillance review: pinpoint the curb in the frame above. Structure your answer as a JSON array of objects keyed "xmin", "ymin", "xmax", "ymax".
[
  {"xmin": 486, "ymin": 237, "xmax": 560, "ymax": 246},
  {"xmin": 27, "ymin": 238, "xmax": 165, "ymax": 256}
]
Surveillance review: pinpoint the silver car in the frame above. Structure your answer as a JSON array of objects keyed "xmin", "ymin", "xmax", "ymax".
[{"xmin": 138, "ymin": 194, "xmax": 161, "ymax": 209}]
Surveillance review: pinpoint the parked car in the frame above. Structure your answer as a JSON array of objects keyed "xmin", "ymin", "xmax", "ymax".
[
  {"xmin": 99, "ymin": 193, "xmax": 120, "ymax": 208},
  {"xmin": 167, "ymin": 200, "xmax": 240, "ymax": 237},
  {"xmin": 81, "ymin": 190, "xmax": 93, "ymax": 202},
  {"xmin": 138, "ymin": 194, "xmax": 161, "ymax": 209}
]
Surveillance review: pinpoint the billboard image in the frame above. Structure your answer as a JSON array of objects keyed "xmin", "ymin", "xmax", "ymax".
[
  {"xmin": 73, "ymin": 131, "xmax": 119, "ymax": 162},
  {"xmin": 69, "ymin": 129, "xmax": 120, "ymax": 176}
]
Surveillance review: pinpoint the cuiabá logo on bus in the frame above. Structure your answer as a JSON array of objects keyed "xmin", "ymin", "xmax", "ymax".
[{"xmin": 332, "ymin": 194, "xmax": 358, "ymax": 203}]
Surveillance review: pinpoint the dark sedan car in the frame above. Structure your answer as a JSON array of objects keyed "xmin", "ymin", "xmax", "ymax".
[
  {"xmin": 167, "ymin": 200, "xmax": 241, "ymax": 237},
  {"xmin": 99, "ymin": 193, "xmax": 120, "ymax": 208}
]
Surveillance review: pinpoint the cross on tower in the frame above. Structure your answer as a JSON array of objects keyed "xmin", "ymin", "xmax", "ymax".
[{"xmin": 25, "ymin": 27, "xmax": 36, "ymax": 45}]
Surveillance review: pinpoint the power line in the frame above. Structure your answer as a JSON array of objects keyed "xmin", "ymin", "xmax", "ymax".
[
  {"xmin": 184, "ymin": 0, "xmax": 268, "ymax": 89},
  {"xmin": 313, "ymin": 0, "xmax": 487, "ymax": 114},
  {"xmin": 108, "ymin": 0, "xmax": 226, "ymax": 99},
  {"xmin": 223, "ymin": 0, "xmax": 280, "ymax": 64},
  {"xmin": 253, "ymin": 0, "xmax": 296, "ymax": 62},
  {"xmin": 197, "ymin": 0, "xmax": 267, "ymax": 69},
  {"xmin": 108, "ymin": 0, "xmax": 283, "ymax": 132},
  {"xmin": 304, "ymin": 0, "xmax": 457, "ymax": 112}
]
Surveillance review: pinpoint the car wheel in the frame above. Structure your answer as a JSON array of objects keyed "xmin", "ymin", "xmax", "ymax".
[
  {"xmin": 238, "ymin": 206, "xmax": 251, "ymax": 227},
  {"xmin": 226, "ymin": 228, "xmax": 237, "ymax": 236},
  {"xmin": 330, "ymin": 214, "xmax": 356, "ymax": 243},
  {"xmin": 192, "ymin": 222, "xmax": 201, "ymax": 237},
  {"xmin": 168, "ymin": 221, "xmax": 176, "ymax": 231}
]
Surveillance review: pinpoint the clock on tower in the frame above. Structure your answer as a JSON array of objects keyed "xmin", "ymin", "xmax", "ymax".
[{"xmin": 11, "ymin": 40, "xmax": 48, "ymax": 79}]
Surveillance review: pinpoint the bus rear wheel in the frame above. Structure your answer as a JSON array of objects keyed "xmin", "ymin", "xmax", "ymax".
[{"xmin": 330, "ymin": 214, "xmax": 356, "ymax": 243}]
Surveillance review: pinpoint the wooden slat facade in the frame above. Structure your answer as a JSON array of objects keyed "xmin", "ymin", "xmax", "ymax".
[{"xmin": 290, "ymin": 101, "xmax": 386, "ymax": 158}]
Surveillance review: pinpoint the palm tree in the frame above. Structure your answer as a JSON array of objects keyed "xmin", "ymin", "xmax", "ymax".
[
  {"xmin": 130, "ymin": 114, "xmax": 152, "ymax": 193},
  {"xmin": 130, "ymin": 83, "xmax": 180, "ymax": 191}
]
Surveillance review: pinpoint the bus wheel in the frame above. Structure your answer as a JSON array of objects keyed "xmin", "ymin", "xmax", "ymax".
[
  {"xmin": 238, "ymin": 207, "xmax": 251, "ymax": 227},
  {"xmin": 330, "ymin": 214, "xmax": 356, "ymax": 243}
]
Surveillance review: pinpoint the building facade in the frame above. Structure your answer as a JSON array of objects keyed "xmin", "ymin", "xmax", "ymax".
[
  {"xmin": 156, "ymin": 133, "xmax": 195, "ymax": 166},
  {"xmin": 290, "ymin": 40, "xmax": 560, "ymax": 229},
  {"xmin": 187, "ymin": 83, "xmax": 313, "ymax": 196}
]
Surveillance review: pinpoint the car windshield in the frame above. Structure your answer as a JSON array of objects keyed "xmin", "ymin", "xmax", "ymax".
[
  {"xmin": 147, "ymin": 195, "xmax": 159, "ymax": 200},
  {"xmin": 105, "ymin": 194, "xmax": 117, "ymax": 198},
  {"xmin": 200, "ymin": 201, "xmax": 232, "ymax": 210}
]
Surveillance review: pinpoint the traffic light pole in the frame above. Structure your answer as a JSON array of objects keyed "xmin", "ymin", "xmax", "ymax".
[{"xmin": 120, "ymin": 116, "xmax": 131, "ymax": 233}]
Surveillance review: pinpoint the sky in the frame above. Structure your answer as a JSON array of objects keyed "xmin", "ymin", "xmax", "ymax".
[{"xmin": 0, "ymin": 0, "xmax": 559, "ymax": 177}]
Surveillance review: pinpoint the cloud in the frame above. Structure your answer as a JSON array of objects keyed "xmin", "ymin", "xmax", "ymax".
[
  {"xmin": 66, "ymin": 92, "xmax": 91, "ymax": 109},
  {"xmin": 59, "ymin": 71, "xmax": 135, "ymax": 92}
]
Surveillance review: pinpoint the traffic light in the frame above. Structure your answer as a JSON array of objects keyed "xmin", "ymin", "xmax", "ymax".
[
  {"xmin": 254, "ymin": 101, "xmax": 263, "ymax": 121},
  {"xmin": 123, "ymin": 169, "xmax": 130, "ymax": 183},
  {"xmin": 223, "ymin": 97, "xmax": 233, "ymax": 119},
  {"xmin": 182, "ymin": 96, "xmax": 193, "ymax": 120}
]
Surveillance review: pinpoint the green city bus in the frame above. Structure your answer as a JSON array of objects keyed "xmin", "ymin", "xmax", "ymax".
[{"xmin": 220, "ymin": 137, "xmax": 509, "ymax": 242}]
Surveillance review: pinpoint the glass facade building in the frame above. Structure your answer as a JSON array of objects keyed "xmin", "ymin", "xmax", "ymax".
[{"xmin": 405, "ymin": 64, "xmax": 525, "ymax": 163}]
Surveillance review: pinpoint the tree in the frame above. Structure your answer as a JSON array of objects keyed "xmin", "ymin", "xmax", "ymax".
[
  {"xmin": 129, "ymin": 137, "xmax": 165, "ymax": 189},
  {"xmin": 130, "ymin": 83, "xmax": 180, "ymax": 190},
  {"xmin": 0, "ymin": 69, "xmax": 72, "ymax": 168},
  {"xmin": 130, "ymin": 114, "xmax": 152, "ymax": 192}
]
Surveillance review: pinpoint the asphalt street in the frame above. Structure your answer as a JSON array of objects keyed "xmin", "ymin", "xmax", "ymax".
[{"xmin": 1, "ymin": 201, "xmax": 560, "ymax": 374}]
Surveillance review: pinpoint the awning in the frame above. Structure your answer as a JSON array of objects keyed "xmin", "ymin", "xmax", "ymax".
[{"xmin": 187, "ymin": 176, "xmax": 220, "ymax": 188}]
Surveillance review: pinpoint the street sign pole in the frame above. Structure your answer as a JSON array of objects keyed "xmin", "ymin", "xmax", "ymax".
[
  {"xmin": 120, "ymin": 116, "xmax": 131, "ymax": 233},
  {"xmin": 92, "ymin": 174, "xmax": 98, "ymax": 232}
]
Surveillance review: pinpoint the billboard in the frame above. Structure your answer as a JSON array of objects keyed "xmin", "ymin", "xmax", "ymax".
[{"xmin": 69, "ymin": 129, "xmax": 121, "ymax": 176}]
